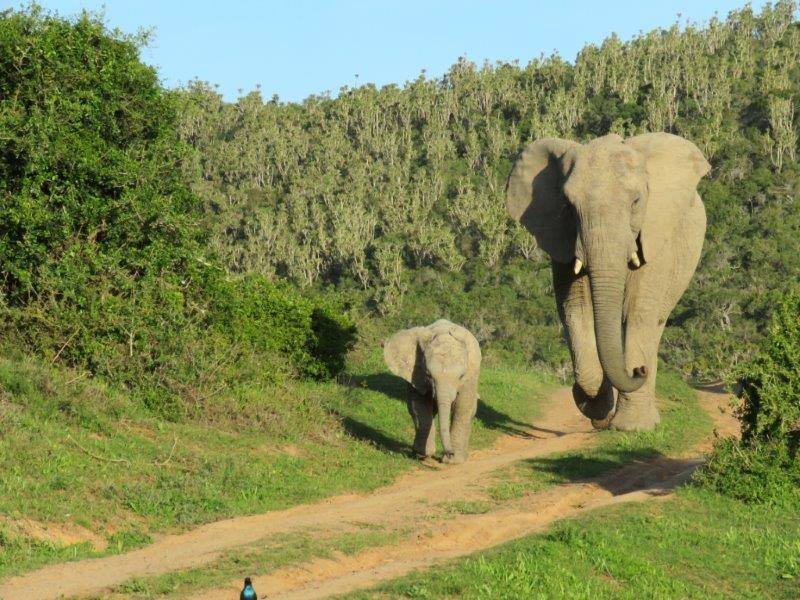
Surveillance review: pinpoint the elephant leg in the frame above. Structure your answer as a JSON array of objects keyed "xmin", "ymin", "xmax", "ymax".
[
  {"xmin": 407, "ymin": 388, "xmax": 436, "ymax": 457},
  {"xmin": 612, "ymin": 319, "xmax": 663, "ymax": 431},
  {"xmin": 574, "ymin": 379, "xmax": 617, "ymax": 429},
  {"xmin": 442, "ymin": 386, "xmax": 477, "ymax": 465},
  {"xmin": 613, "ymin": 205, "xmax": 705, "ymax": 431},
  {"xmin": 553, "ymin": 261, "xmax": 615, "ymax": 425}
]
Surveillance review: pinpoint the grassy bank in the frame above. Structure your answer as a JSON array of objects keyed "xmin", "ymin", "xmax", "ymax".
[
  {"xmin": 0, "ymin": 348, "xmax": 555, "ymax": 578},
  {"xmin": 98, "ymin": 370, "xmax": 714, "ymax": 598},
  {"xmin": 354, "ymin": 486, "xmax": 799, "ymax": 599}
]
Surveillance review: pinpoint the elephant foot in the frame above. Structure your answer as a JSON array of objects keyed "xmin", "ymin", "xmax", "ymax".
[
  {"xmin": 441, "ymin": 451, "xmax": 466, "ymax": 465},
  {"xmin": 590, "ymin": 413, "xmax": 615, "ymax": 430},
  {"xmin": 412, "ymin": 438, "xmax": 436, "ymax": 459},
  {"xmin": 610, "ymin": 399, "xmax": 660, "ymax": 432},
  {"xmin": 572, "ymin": 382, "xmax": 616, "ymax": 422}
]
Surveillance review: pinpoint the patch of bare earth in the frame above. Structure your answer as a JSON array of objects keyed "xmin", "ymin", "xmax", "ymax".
[
  {"xmin": 0, "ymin": 387, "xmax": 738, "ymax": 600},
  {"xmin": 0, "ymin": 517, "xmax": 108, "ymax": 552}
]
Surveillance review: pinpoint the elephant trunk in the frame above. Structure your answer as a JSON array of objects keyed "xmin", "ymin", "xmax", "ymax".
[
  {"xmin": 435, "ymin": 385, "xmax": 456, "ymax": 457},
  {"xmin": 586, "ymin": 234, "xmax": 647, "ymax": 394}
]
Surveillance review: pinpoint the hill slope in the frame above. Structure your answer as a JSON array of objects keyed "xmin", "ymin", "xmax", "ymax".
[{"xmin": 179, "ymin": 1, "xmax": 800, "ymax": 378}]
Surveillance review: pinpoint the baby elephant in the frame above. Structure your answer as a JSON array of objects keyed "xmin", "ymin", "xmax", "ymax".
[{"xmin": 383, "ymin": 319, "xmax": 481, "ymax": 464}]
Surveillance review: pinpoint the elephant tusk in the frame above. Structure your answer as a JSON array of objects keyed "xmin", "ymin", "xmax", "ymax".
[
  {"xmin": 629, "ymin": 252, "xmax": 641, "ymax": 268},
  {"xmin": 573, "ymin": 258, "xmax": 583, "ymax": 275}
]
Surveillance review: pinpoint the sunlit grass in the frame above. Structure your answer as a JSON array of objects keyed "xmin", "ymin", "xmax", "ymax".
[
  {"xmin": 353, "ymin": 487, "xmax": 799, "ymax": 599},
  {"xmin": 0, "ymin": 350, "xmax": 555, "ymax": 577}
]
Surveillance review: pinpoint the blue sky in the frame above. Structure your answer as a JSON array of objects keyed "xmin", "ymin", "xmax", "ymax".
[{"xmin": 25, "ymin": 1, "xmax": 768, "ymax": 102}]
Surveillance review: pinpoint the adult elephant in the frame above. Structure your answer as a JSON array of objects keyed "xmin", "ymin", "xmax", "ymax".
[{"xmin": 506, "ymin": 133, "xmax": 709, "ymax": 431}]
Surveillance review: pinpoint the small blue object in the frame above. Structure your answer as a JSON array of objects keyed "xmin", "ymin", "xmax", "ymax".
[{"xmin": 240, "ymin": 576, "xmax": 257, "ymax": 600}]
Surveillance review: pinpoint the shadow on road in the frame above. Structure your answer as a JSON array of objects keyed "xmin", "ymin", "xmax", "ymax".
[{"xmin": 520, "ymin": 447, "xmax": 700, "ymax": 496}]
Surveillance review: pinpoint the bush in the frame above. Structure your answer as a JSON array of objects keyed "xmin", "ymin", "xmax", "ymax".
[
  {"xmin": 210, "ymin": 275, "xmax": 356, "ymax": 380},
  {"xmin": 0, "ymin": 6, "xmax": 208, "ymax": 374},
  {"xmin": 696, "ymin": 437, "xmax": 800, "ymax": 505},
  {"xmin": 0, "ymin": 6, "xmax": 356, "ymax": 419},
  {"xmin": 736, "ymin": 290, "xmax": 800, "ymax": 447},
  {"xmin": 695, "ymin": 290, "xmax": 800, "ymax": 505}
]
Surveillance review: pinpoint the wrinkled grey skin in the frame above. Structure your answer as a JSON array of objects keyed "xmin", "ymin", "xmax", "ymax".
[
  {"xmin": 384, "ymin": 319, "xmax": 481, "ymax": 464},
  {"xmin": 507, "ymin": 133, "xmax": 709, "ymax": 431}
]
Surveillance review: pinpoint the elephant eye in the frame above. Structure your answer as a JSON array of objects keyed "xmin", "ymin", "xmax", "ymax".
[{"xmin": 632, "ymin": 196, "xmax": 641, "ymax": 206}]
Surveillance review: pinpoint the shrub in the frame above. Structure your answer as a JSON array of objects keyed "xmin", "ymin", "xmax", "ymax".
[
  {"xmin": 0, "ymin": 6, "xmax": 208, "ymax": 378},
  {"xmin": 695, "ymin": 290, "xmax": 800, "ymax": 505},
  {"xmin": 209, "ymin": 275, "xmax": 357, "ymax": 380},
  {"xmin": 736, "ymin": 290, "xmax": 800, "ymax": 447},
  {"xmin": 696, "ymin": 437, "xmax": 800, "ymax": 505},
  {"xmin": 0, "ymin": 6, "xmax": 356, "ymax": 419}
]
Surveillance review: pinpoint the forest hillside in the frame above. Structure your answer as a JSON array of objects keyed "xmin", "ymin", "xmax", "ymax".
[{"xmin": 178, "ymin": 0, "xmax": 800, "ymax": 379}]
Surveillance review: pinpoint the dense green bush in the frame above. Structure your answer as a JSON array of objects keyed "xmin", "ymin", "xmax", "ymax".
[
  {"xmin": 737, "ymin": 290, "xmax": 800, "ymax": 446},
  {"xmin": 696, "ymin": 437, "xmax": 800, "ymax": 505},
  {"xmin": 210, "ymin": 274, "xmax": 356, "ymax": 380},
  {"xmin": 0, "ymin": 6, "xmax": 355, "ymax": 418},
  {"xmin": 695, "ymin": 290, "xmax": 800, "ymax": 505},
  {"xmin": 0, "ymin": 6, "xmax": 209, "ymax": 394},
  {"xmin": 0, "ymin": 7, "xmax": 205, "ymax": 299}
]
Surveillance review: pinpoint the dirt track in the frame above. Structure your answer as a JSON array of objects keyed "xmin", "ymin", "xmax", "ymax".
[{"xmin": 0, "ymin": 387, "xmax": 737, "ymax": 600}]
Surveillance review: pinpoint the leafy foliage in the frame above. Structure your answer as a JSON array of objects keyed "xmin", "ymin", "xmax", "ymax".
[
  {"xmin": 696, "ymin": 437, "xmax": 800, "ymax": 505},
  {"xmin": 0, "ymin": 6, "xmax": 355, "ymax": 418},
  {"xmin": 695, "ymin": 289, "xmax": 800, "ymax": 505},
  {"xmin": 210, "ymin": 274, "xmax": 356, "ymax": 379},
  {"xmin": 178, "ymin": 1, "xmax": 800, "ymax": 378},
  {"xmin": 737, "ymin": 289, "xmax": 800, "ymax": 445}
]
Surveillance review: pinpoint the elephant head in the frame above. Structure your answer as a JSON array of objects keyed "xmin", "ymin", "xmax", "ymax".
[
  {"xmin": 506, "ymin": 133, "xmax": 710, "ymax": 393},
  {"xmin": 383, "ymin": 320, "xmax": 479, "ymax": 458}
]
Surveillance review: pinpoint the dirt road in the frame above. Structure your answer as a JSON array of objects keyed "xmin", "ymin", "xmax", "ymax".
[{"xmin": 0, "ymin": 387, "xmax": 736, "ymax": 600}]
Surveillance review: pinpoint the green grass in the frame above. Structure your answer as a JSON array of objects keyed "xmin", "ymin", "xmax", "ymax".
[
  {"xmin": 438, "ymin": 500, "xmax": 493, "ymax": 515},
  {"xmin": 107, "ymin": 527, "xmax": 405, "ymax": 599},
  {"xmin": 0, "ymin": 348, "xmax": 556, "ymax": 577},
  {"xmin": 349, "ymin": 487, "xmax": 800, "ymax": 599}
]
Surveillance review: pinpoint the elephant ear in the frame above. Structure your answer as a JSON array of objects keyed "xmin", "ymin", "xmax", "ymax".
[
  {"xmin": 626, "ymin": 133, "xmax": 710, "ymax": 263},
  {"xmin": 447, "ymin": 325, "xmax": 481, "ymax": 369},
  {"xmin": 506, "ymin": 138, "xmax": 579, "ymax": 264},
  {"xmin": 383, "ymin": 327, "xmax": 430, "ymax": 393}
]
